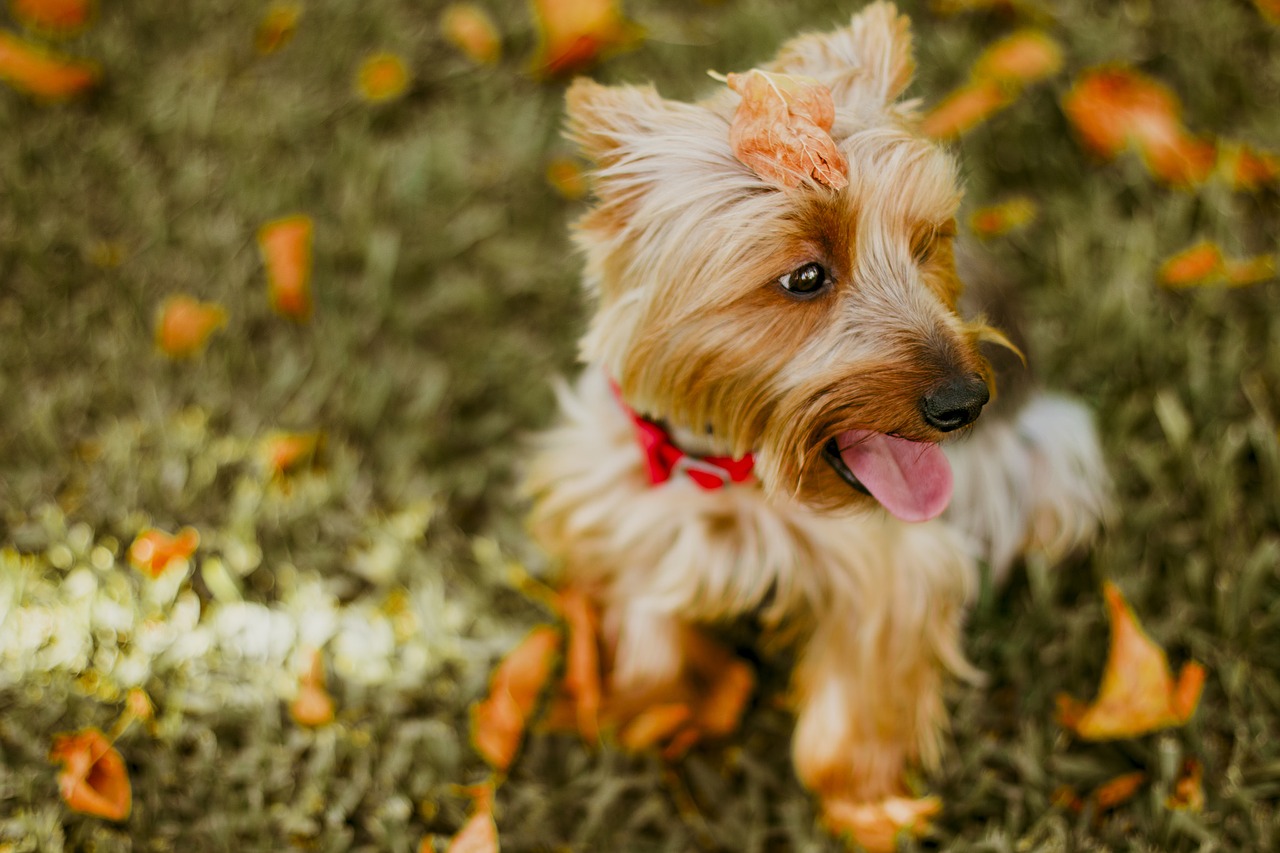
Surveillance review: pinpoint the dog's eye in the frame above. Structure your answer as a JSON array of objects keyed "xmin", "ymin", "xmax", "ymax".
[{"xmin": 778, "ymin": 262, "xmax": 829, "ymax": 296}]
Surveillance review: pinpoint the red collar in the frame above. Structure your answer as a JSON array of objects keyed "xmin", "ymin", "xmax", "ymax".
[{"xmin": 610, "ymin": 382, "xmax": 755, "ymax": 490}]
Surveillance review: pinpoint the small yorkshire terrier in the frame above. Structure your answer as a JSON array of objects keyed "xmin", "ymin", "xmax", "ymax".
[{"xmin": 526, "ymin": 1, "xmax": 1109, "ymax": 838}]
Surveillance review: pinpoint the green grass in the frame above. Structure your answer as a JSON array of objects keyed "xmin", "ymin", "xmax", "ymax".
[{"xmin": 2, "ymin": 0, "xmax": 1279, "ymax": 849}]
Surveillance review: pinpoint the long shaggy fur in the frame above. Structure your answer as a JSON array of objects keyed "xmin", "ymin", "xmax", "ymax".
[{"xmin": 527, "ymin": 0, "xmax": 1110, "ymax": 812}]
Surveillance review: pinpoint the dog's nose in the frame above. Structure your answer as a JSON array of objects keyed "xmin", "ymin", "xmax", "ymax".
[{"xmin": 920, "ymin": 374, "xmax": 989, "ymax": 432}]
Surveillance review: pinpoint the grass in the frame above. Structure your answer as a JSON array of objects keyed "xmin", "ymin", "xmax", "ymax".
[{"xmin": 1, "ymin": 0, "xmax": 1278, "ymax": 849}]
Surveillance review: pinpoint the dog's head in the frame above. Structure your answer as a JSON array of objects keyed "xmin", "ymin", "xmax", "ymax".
[{"xmin": 568, "ymin": 2, "xmax": 996, "ymax": 521}]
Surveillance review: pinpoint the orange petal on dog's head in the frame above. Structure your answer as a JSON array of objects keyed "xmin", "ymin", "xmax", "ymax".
[
  {"xmin": 1058, "ymin": 581, "xmax": 1205, "ymax": 740},
  {"xmin": 529, "ymin": 0, "xmax": 641, "ymax": 79},
  {"xmin": 49, "ymin": 728, "xmax": 132, "ymax": 822},
  {"xmin": 726, "ymin": 69, "xmax": 848, "ymax": 190}
]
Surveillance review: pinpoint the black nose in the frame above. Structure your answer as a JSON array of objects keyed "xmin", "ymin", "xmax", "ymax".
[{"xmin": 920, "ymin": 374, "xmax": 989, "ymax": 432}]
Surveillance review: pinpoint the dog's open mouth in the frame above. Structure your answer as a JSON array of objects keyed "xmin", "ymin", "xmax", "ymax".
[{"xmin": 821, "ymin": 431, "xmax": 953, "ymax": 523}]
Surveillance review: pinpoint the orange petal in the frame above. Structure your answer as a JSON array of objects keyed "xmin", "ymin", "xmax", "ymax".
[
  {"xmin": 262, "ymin": 430, "xmax": 322, "ymax": 475},
  {"xmin": 1061, "ymin": 581, "xmax": 1204, "ymax": 740},
  {"xmin": 0, "ymin": 31, "xmax": 97, "ymax": 98},
  {"xmin": 822, "ymin": 794, "xmax": 941, "ymax": 853},
  {"xmin": 969, "ymin": 196, "xmax": 1038, "ymax": 237},
  {"xmin": 618, "ymin": 703, "xmax": 692, "ymax": 752},
  {"xmin": 1139, "ymin": 130, "xmax": 1216, "ymax": 187},
  {"xmin": 255, "ymin": 3, "xmax": 301, "ymax": 55},
  {"xmin": 972, "ymin": 30, "xmax": 1063, "ymax": 87},
  {"xmin": 258, "ymin": 215, "xmax": 314, "ymax": 322},
  {"xmin": 1166, "ymin": 759, "xmax": 1205, "ymax": 812},
  {"xmin": 558, "ymin": 588, "xmax": 602, "ymax": 742},
  {"xmin": 1219, "ymin": 142, "xmax": 1280, "ymax": 191},
  {"xmin": 470, "ymin": 625, "xmax": 560, "ymax": 770},
  {"xmin": 291, "ymin": 649, "xmax": 336, "ymax": 727},
  {"xmin": 441, "ymin": 4, "xmax": 501, "ymax": 65},
  {"xmin": 1094, "ymin": 771, "xmax": 1146, "ymax": 810},
  {"xmin": 1254, "ymin": 0, "xmax": 1280, "ymax": 24},
  {"xmin": 357, "ymin": 52, "xmax": 410, "ymax": 102},
  {"xmin": 11, "ymin": 0, "xmax": 93, "ymax": 37},
  {"xmin": 447, "ymin": 783, "xmax": 498, "ymax": 853},
  {"xmin": 1172, "ymin": 661, "xmax": 1207, "ymax": 721},
  {"xmin": 1158, "ymin": 241, "xmax": 1224, "ymax": 287},
  {"xmin": 545, "ymin": 156, "xmax": 588, "ymax": 200},
  {"xmin": 1063, "ymin": 66, "xmax": 1212, "ymax": 187},
  {"xmin": 921, "ymin": 78, "xmax": 1013, "ymax": 140},
  {"xmin": 725, "ymin": 68, "xmax": 849, "ymax": 190},
  {"xmin": 124, "ymin": 688, "xmax": 154, "ymax": 724},
  {"xmin": 529, "ymin": 0, "xmax": 641, "ymax": 78},
  {"xmin": 155, "ymin": 295, "xmax": 227, "ymax": 358},
  {"xmin": 49, "ymin": 728, "xmax": 131, "ymax": 822},
  {"xmin": 1063, "ymin": 66, "xmax": 1179, "ymax": 160},
  {"xmin": 1223, "ymin": 255, "xmax": 1276, "ymax": 287},
  {"xmin": 128, "ymin": 526, "xmax": 200, "ymax": 578}
]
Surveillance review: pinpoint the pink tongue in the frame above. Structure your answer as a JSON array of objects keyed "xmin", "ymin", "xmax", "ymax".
[{"xmin": 836, "ymin": 429, "xmax": 953, "ymax": 522}]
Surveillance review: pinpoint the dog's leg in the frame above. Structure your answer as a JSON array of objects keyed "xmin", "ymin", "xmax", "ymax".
[{"xmin": 790, "ymin": 521, "xmax": 977, "ymax": 803}]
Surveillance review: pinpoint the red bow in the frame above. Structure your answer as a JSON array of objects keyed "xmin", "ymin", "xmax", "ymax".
[{"xmin": 611, "ymin": 383, "xmax": 754, "ymax": 490}]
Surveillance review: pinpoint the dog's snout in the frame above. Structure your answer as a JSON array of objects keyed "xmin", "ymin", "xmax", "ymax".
[{"xmin": 920, "ymin": 374, "xmax": 989, "ymax": 432}]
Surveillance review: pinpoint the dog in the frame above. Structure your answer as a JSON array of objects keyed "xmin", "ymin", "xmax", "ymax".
[{"xmin": 524, "ymin": 1, "xmax": 1110, "ymax": 841}]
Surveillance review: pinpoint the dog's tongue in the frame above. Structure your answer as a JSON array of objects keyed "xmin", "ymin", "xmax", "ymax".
[{"xmin": 836, "ymin": 429, "xmax": 953, "ymax": 522}]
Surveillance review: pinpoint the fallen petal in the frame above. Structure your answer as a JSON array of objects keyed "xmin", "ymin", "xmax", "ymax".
[
  {"xmin": 0, "ymin": 31, "xmax": 97, "ymax": 98},
  {"xmin": 49, "ymin": 728, "xmax": 131, "ymax": 822},
  {"xmin": 447, "ymin": 783, "xmax": 498, "ymax": 853},
  {"xmin": 11, "ymin": 0, "xmax": 93, "ymax": 37},
  {"xmin": 1061, "ymin": 581, "xmax": 1204, "ymax": 740},
  {"xmin": 969, "ymin": 196, "xmax": 1038, "ymax": 237},
  {"xmin": 258, "ymin": 215, "xmax": 314, "ymax": 322},
  {"xmin": 357, "ymin": 52, "xmax": 410, "ymax": 102},
  {"xmin": 972, "ymin": 29, "xmax": 1063, "ymax": 86},
  {"xmin": 1158, "ymin": 241, "xmax": 1224, "ymax": 287},
  {"xmin": 155, "ymin": 295, "xmax": 227, "ymax": 358},
  {"xmin": 441, "ymin": 4, "xmax": 501, "ymax": 65},
  {"xmin": 470, "ymin": 625, "xmax": 560, "ymax": 770},
  {"xmin": 255, "ymin": 3, "xmax": 301, "ymax": 55},
  {"xmin": 1094, "ymin": 771, "xmax": 1146, "ymax": 810},
  {"xmin": 291, "ymin": 649, "xmax": 336, "ymax": 727},
  {"xmin": 529, "ymin": 0, "xmax": 641, "ymax": 78},
  {"xmin": 921, "ymin": 79, "xmax": 1012, "ymax": 140},
  {"xmin": 128, "ymin": 526, "xmax": 200, "ymax": 578}
]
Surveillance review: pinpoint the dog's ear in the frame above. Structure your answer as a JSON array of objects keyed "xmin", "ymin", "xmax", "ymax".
[
  {"xmin": 767, "ymin": 2, "xmax": 915, "ymax": 117},
  {"xmin": 565, "ymin": 78, "xmax": 682, "ymax": 168}
]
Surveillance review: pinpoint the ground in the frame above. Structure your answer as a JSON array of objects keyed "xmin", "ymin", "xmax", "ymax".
[{"xmin": 1, "ymin": 0, "xmax": 1279, "ymax": 850}]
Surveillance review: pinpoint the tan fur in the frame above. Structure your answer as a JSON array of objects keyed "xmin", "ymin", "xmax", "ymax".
[{"xmin": 527, "ymin": 0, "xmax": 1109, "ymax": 820}]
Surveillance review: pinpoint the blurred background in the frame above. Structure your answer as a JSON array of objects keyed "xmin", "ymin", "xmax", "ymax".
[{"xmin": 1, "ymin": 0, "xmax": 1279, "ymax": 849}]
